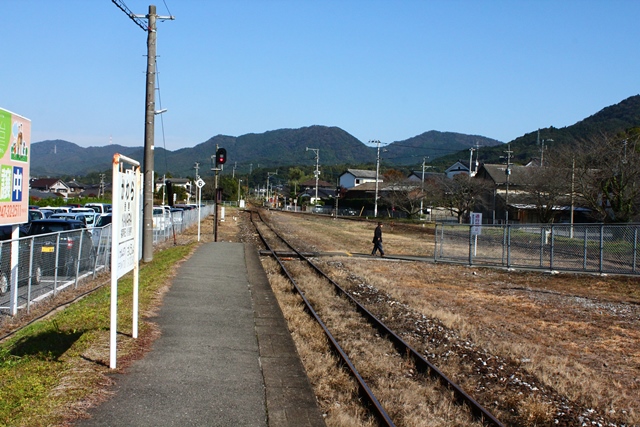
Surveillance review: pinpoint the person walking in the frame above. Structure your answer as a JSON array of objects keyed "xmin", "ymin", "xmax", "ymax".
[{"xmin": 371, "ymin": 222, "xmax": 385, "ymax": 257}]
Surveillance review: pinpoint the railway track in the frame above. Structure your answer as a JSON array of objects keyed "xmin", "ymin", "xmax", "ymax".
[{"xmin": 250, "ymin": 209, "xmax": 504, "ymax": 427}]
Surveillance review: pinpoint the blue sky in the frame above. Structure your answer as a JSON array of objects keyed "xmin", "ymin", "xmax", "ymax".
[{"xmin": 2, "ymin": 0, "xmax": 639, "ymax": 152}]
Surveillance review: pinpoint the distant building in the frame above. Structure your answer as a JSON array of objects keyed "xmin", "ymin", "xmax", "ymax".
[
  {"xmin": 407, "ymin": 170, "xmax": 442, "ymax": 183},
  {"xmin": 339, "ymin": 169, "xmax": 380, "ymax": 189},
  {"xmin": 444, "ymin": 161, "xmax": 470, "ymax": 179},
  {"xmin": 297, "ymin": 179, "xmax": 335, "ymax": 205},
  {"xmin": 30, "ymin": 178, "xmax": 70, "ymax": 197},
  {"xmin": 66, "ymin": 179, "xmax": 86, "ymax": 197}
]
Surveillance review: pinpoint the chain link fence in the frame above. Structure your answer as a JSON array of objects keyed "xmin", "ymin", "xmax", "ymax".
[
  {"xmin": 0, "ymin": 204, "xmax": 216, "ymax": 316},
  {"xmin": 435, "ymin": 223, "xmax": 640, "ymax": 275}
]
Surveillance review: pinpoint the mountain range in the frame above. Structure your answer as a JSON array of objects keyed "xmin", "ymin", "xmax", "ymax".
[{"xmin": 30, "ymin": 94, "xmax": 640, "ymax": 178}]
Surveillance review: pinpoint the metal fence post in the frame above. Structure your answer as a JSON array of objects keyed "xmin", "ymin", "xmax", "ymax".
[
  {"xmin": 539, "ymin": 226, "xmax": 544, "ymax": 267},
  {"xmin": 599, "ymin": 224, "xmax": 605, "ymax": 273},
  {"xmin": 27, "ymin": 237, "xmax": 34, "ymax": 313},
  {"xmin": 583, "ymin": 227, "xmax": 588, "ymax": 270},
  {"xmin": 508, "ymin": 225, "xmax": 513, "ymax": 268},
  {"xmin": 54, "ymin": 233, "xmax": 61, "ymax": 295},
  {"xmin": 468, "ymin": 225, "xmax": 473, "ymax": 266},
  {"xmin": 74, "ymin": 231, "xmax": 84, "ymax": 289},
  {"xmin": 549, "ymin": 225, "xmax": 555, "ymax": 271},
  {"xmin": 501, "ymin": 226, "xmax": 507, "ymax": 266},
  {"xmin": 433, "ymin": 224, "xmax": 438, "ymax": 262},
  {"xmin": 634, "ymin": 227, "xmax": 638, "ymax": 274}
]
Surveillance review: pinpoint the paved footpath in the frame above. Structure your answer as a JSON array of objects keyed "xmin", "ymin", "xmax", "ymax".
[{"xmin": 77, "ymin": 242, "xmax": 325, "ymax": 427}]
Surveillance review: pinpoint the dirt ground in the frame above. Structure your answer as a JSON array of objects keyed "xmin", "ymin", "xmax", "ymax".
[
  {"xmin": 2, "ymin": 208, "xmax": 638, "ymax": 426},
  {"xmin": 244, "ymin": 209, "xmax": 640, "ymax": 427}
]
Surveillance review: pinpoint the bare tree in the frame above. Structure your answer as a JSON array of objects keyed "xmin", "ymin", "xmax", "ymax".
[
  {"xmin": 379, "ymin": 172, "xmax": 423, "ymax": 218},
  {"xmin": 521, "ymin": 165, "xmax": 572, "ymax": 223},
  {"xmin": 569, "ymin": 132, "xmax": 640, "ymax": 223},
  {"xmin": 437, "ymin": 174, "xmax": 491, "ymax": 223}
]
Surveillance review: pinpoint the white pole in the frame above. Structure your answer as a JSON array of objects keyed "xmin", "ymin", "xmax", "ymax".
[
  {"xmin": 132, "ymin": 165, "xmax": 141, "ymax": 339},
  {"xmin": 197, "ymin": 186, "xmax": 202, "ymax": 241},
  {"xmin": 109, "ymin": 160, "xmax": 120, "ymax": 369}
]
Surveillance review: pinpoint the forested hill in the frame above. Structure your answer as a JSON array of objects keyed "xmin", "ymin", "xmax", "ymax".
[
  {"xmin": 30, "ymin": 126, "xmax": 496, "ymax": 177},
  {"xmin": 432, "ymin": 94, "xmax": 640, "ymax": 167},
  {"xmin": 30, "ymin": 94, "xmax": 640, "ymax": 177}
]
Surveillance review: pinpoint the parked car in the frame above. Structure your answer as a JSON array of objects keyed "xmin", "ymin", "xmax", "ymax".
[
  {"xmin": 91, "ymin": 214, "xmax": 113, "ymax": 249},
  {"xmin": 153, "ymin": 206, "xmax": 169, "ymax": 230},
  {"xmin": 27, "ymin": 219, "xmax": 96, "ymax": 276},
  {"xmin": 84, "ymin": 203, "xmax": 111, "ymax": 214},
  {"xmin": 0, "ymin": 227, "xmax": 41, "ymax": 294},
  {"xmin": 42, "ymin": 206, "xmax": 71, "ymax": 214},
  {"xmin": 342, "ymin": 207, "xmax": 358, "ymax": 216},
  {"xmin": 95, "ymin": 213, "xmax": 112, "ymax": 228},
  {"xmin": 51, "ymin": 212, "xmax": 99, "ymax": 228}
]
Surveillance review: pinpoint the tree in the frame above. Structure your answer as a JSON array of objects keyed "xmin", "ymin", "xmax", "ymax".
[
  {"xmin": 521, "ymin": 166, "xmax": 571, "ymax": 223},
  {"xmin": 437, "ymin": 174, "xmax": 491, "ymax": 223},
  {"xmin": 288, "ymin": 167, "xmax": 304, "ymax": 199},
  {"xmin": 568, "ymin": 132, "xmax": 640, "ymax": 223},
  {"xmin": 379, "ymin": 176, "xmax": 423, "ymax": 218}
]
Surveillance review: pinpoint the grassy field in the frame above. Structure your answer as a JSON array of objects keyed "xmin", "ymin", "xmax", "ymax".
[{"xmin": 0, "ymin": 239, "xmax": 196, "ymax": 426}]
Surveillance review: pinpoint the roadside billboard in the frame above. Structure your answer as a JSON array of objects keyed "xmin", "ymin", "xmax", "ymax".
[{"xmin": 0, "ymin": 108, "xmax": 30, "ymax": 225}]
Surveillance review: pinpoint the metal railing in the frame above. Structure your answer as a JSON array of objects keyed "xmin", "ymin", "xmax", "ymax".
[
  {"xmin": 435, "ymin": 223, "xmax": 640, "ymax": 275},
  {"xmin": 1, "ymin": 204, "xmax": 216, "ymax": 315}
]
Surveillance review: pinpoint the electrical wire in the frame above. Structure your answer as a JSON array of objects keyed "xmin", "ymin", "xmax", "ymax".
[
  {"xmin": 161, "ymin": 0, "xmax": 173, "ymax": 20},
  {"xmin": 155, "ymin": 59, "xmax": 170, "ymax": 176}
]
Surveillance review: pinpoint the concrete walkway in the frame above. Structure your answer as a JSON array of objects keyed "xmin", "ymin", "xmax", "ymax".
[{"xmin": 77, "ymin": 242, "xmax": 325, "ymax": 427}]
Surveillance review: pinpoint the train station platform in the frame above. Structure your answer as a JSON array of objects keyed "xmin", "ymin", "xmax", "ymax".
[{"xmin": 76, "ymin": 242, "xmax": 325, "ymax": 427}]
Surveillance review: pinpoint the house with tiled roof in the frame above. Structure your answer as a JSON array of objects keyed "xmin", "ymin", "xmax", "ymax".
[
  {"xmin": 30, "ymin": 178, "xmax": 70, "ymax": 198},
  {"xmin": 339, "ymin": 169, "xmax": 380, "ymax": 189}
]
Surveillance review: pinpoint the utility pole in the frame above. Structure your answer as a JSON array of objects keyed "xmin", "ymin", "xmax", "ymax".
[
  {"xmin": 504, "ymin": 144, "xmax": 513, "ymax": 224},
  {"xmin": 112, "ymin": 1, "xmax": 174, "ymax": 262},
  {"xmin": 570, "ymin": 157, "xmax": 575, "ymax": 238},
  {"xmin": 372, "ymin": 140, "xmax": 382, "ymax": 218},
  {"xmin": 537, "ymin": 129, "xmax": 553, "ymax": 167},
  {"xmin": 267, "ymin": 171, "xmax": 278, "ymax": 206},
  {"xmin": 99, "ymin": 173, "xmax": 105, "ymax": 198},
  {"xmin": 420, "ymin": 157, "xmax": 431, "ymax": 218},
  {"xmin": 306, "ymin": 147, "xmax": 320, "ymax": 205}
]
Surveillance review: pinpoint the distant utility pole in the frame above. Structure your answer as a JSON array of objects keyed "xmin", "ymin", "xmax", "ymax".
[
  {"xmin": 420, "ymin": 157, "xmax": 431, "ymax": 217},
  {"xmin": 99, "ymin": 173, "xmax": 106, "ymax": 198},
  {"xmin": 372, "ymin": 140, "xmax": 382, "ymax": 218},
  {"xmin": 504, "ymin": 144, "xmax": 513, "ymax": 224},
  {"xmin": 112, "ymin": 1, "xmax": 174, "ymax": 262},
  {"xmin": 537, "ymin": 129, "xmax": 553, "ymax": 167},
  {"xmin": 306, "ymin": 147, "xmax": 320, "ymax": 205}
]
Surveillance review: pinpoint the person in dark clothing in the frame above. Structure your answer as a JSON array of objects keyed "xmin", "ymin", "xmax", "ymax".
[{"xmin": 371, "ymin": 222, "xmax": 384, "ymax": 257}]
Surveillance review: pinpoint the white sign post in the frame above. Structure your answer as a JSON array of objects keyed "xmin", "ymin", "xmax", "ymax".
[
  {"xmin": 195, "ymin": 177, "xmax": 205, "ymax": 241},
  {"xmin": 110, "ymin": 154, "xmax": 141, "ymax": 369},
  {"xmin": 470, "ymin": 212, "xmax": 482, "ymax": 257}
]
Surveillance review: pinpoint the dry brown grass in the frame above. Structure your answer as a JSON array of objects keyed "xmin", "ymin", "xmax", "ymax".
[{"xmin": 251, "ymin": 209, "xmax": 640, "ymax": 427}]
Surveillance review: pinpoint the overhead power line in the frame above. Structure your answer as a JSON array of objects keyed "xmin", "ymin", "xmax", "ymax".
[{"xmin": 111, "ymin": 0, "xmax": 148, "ymax": 31}]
